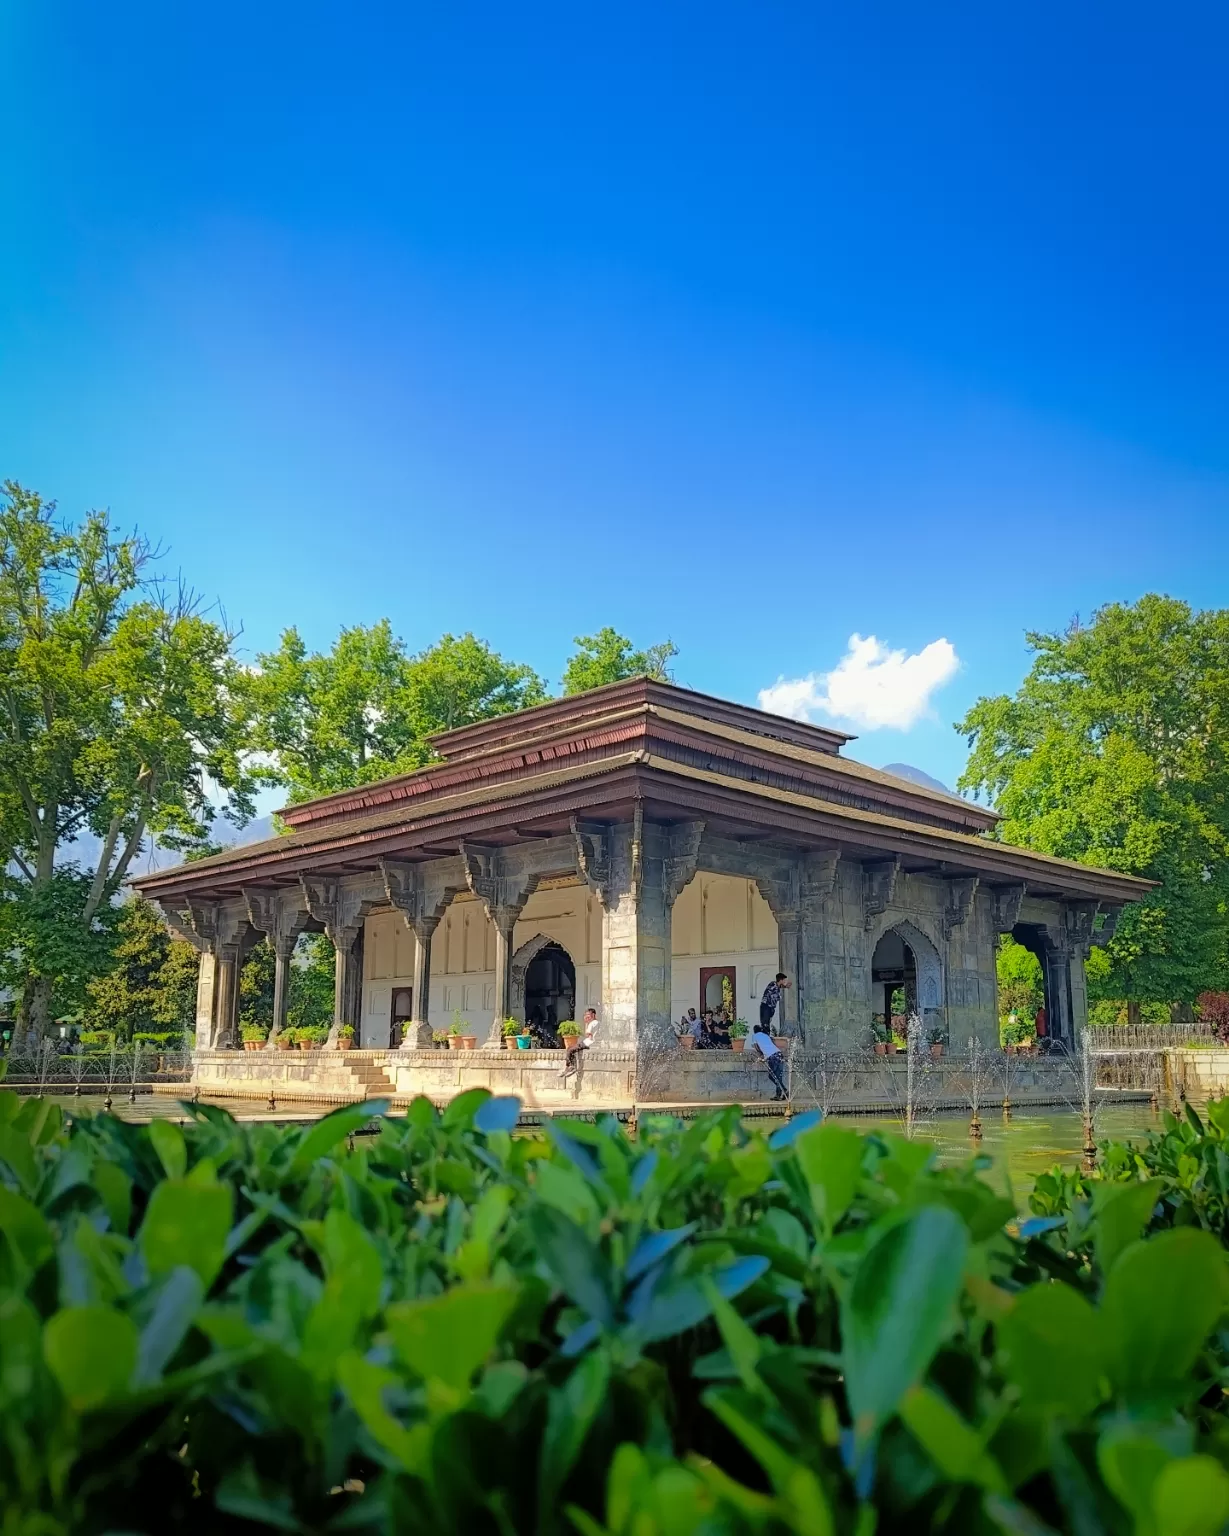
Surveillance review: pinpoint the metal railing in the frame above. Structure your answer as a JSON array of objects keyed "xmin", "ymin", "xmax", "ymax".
[{"xmin": 1085, "ymin": 1023, "xmax": 1221, "ymax": 1052}]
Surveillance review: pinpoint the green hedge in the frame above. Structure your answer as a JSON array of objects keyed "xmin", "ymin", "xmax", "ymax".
[{"xmin": 0, "ymin": 1089, "xmax": 1227, "ymax": 1533}]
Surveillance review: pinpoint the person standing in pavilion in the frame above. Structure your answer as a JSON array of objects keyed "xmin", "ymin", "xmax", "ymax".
[{"xmin": 759, "ymin": 972, "xmax": 791, "ymax": 1035}]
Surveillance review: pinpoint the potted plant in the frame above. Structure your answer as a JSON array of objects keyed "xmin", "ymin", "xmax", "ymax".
[
  {"xmin": 872, "ymin": 1018, "xmax": 889, "ymax": 1056},
  {"xmin": 501, "ymin": 1018, "xmax": 520, "ymax": 1050},
  {"xmin": 274, "ymin": 1029, "xmax": 294, "ymax": 1051},
  {"xmin": 559, "ymin": 1021, "xmax": 581, "ymax": 1049},
  {"xmin": 516, "ymin": 1029, "xmax": 532, "ymax": 1050},
  {"xmin": 728, "ymin": 1019, "xmax": 749, "ymax": 1053},
  {"xmin": 447, "ymin": 1022, "xmax": 464, "ymax": 1051},
  {"xmin": 679, "ymin": 1028, "xmax": 696, "ymax": 1050},
  {"xmin": 240, "ymin": 1021, "xmax": 268, "ymax": 1052},
  {"xmin": 298, "ymin": 1025, "xmax": 327, "ymax": 1052},
  {"xmin": 927, "ymin": 1027, "xmax": 945, "ymax": 1060},
  {"xmin": 337, "ymin": 1023, "xmax": 355, "ymax": 1051},
  {"xmin": 432, "ymin": 1029, "xmax": 451, "ymax": 1049}
]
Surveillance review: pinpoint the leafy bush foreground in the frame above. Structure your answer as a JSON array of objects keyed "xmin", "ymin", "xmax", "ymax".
[{"xmin": 1, "ymin": 1088, "xmax": 1228, "ymax": 1535}]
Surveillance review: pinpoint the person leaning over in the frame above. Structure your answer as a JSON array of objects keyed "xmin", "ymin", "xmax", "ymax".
[
  {"xmin": 560, "ymin": 1008, "xmax": 599, "ymax": 1082},
  {"xmin": 749, "ymin": 1022, "xmax": 788, "ymax": 1101}
]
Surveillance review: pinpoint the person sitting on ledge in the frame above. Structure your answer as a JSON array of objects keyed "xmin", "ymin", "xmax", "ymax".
[
  {"xmin": 560, "ymin": 1008, "xmax": 599, "ymax": 1082},
  {"xmin": 706, "ymin": 1010, "xmax": 731, "ymax": 1049}
]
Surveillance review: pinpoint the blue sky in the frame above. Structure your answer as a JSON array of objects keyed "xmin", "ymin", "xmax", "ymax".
[{"xmin": 3, "ymin": 1, "xmax": 1226, "ymax": 797}]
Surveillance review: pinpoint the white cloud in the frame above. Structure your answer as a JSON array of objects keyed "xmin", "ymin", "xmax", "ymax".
[{"xmin": 758, "ymin": 634, "xmax": 959, "ymax": 732}]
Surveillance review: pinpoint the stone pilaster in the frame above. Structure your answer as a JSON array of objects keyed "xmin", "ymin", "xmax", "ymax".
[{"xmin": 601, "ymin": 813, "xmax": 703, "ymax": 1054}]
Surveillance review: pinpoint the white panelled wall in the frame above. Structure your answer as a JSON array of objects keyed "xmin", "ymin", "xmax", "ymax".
[{"xmin": 361, "ymin": 872, "xmax": 778, "ymax": 1047}]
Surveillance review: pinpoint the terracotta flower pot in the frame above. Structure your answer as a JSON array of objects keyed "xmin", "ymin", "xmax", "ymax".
[
  {"xmin": 461, "ymin": 1035, "xmax": 477, "ymax": 1050},
  {"xmin": 1005, "ymin": 1044, "xmax": 1016, "ymax": 1056},
  {"xmin": 298, "ymin": 1041, "xmax": 314, "ymax": 1052},
  {"xmin": 874, "ymin": 1042, "xmax": 888, "ymax": 1056},
  {"xmin": 561, "ymin": 1034, "xmax": 581, "ymax": 1050},
  {"xmin": 276, "ymin": 1038, "xmax": 292, "ymax": 1051},
  {"xmin": 730, "ymin": 1037, "xmax": 746, "ymax": 1053},
  {"xmin": 885, "ymin": 1041, "xmax": 898, "ymax": 1056},
  {"xmin": 678, "ymin": 1034, "xmax": 695, "ymax": 1050},
  {"xmin": 929, "ymin": 1043, "xmax": 944, "ymax": 1060},
  {"xmin": 337, "ymin": 1038, "xmax": 353, "ymax": 1051},
  {"xmin": 447, "ymin": 1035, "xmax": 464, "ymax": 1050}
]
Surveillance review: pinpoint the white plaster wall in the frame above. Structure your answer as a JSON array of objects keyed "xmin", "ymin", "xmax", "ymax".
[
  {"xmin": 671, "ymin": 872, "xmax": 778, "ymax": 1026},
  {"xmin": 361, "ymin": 880, "xmax": 604, "ymax": 1040},
  {"xmin": 361, "ymin": 871, "xmax": 780, "ymax": 1042}
]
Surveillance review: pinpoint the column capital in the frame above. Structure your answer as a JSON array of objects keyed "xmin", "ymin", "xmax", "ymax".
[{"xmin": 460, "ymin": 843, "xmax": 538, "ymax": 926}]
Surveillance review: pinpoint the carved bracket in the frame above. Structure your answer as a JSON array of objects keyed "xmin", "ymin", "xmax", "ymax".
[
  {"xmin": 801, "ymin": 850, "xmax": 840, "ymax": 923},
  {"xmin": 299, "ymin": 875, "xmax": 374, "ymax": 949},
  {"xmin": 861, "ymin": 858, "xmax": 901, "ymax": 931},
  {"xmin": 989, "ymin": 882, "xmax": 1027, "ymax": 933},
  {"xmin": 460, "ymin": 843, "xmax": 538, "ymax": 933},
  {"xmin": 1092, "ymin": 904, "xmax": 1121, "ymax": 947},
  {"xmin": 164, "ymin": 899, "xmax": 246, "ymax": 955},
  {"xmin": 942, "ymin": 875, "xmax": 979, "ymax": 940},
  {"xmin": 663, "ymin": 820, "xmax": 705, "ymax": 907},
  {"xmin": 1062, "ymin": 900, "xmax": 1098, "ymax": 957},
  {"xmin": 570, "ymin": 817, "xmax": 611, "ymax": 908},
  {"xmin": 380, "ymin": 857, "xmax": 462, "ymax": 938},
  {"xmin": 243, "ymin": 887, "xmax": 309, "ymax": 955}
]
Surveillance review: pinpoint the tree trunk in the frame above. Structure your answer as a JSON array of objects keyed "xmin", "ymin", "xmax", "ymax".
[
  {"xmin": 1126, "ymin": 1000, "xmax": 1142, "ymax": 1029},
  {"xmin": 17, "ymin": 975, "xmax": 53, "ymax": 1050},
  {"xmin": 1170, "ymin": 1001, "xmax": 1195, "ymax": 1024}
]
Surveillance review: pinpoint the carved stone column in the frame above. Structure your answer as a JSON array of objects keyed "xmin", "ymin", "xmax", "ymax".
[
  {"xmin": 162, "ymin": 899, "xmax": 247, "ymax": 1051},
  {"xmin": 213, "ymin": 944, "xmax": 241, "ymax": 1049},
  {"xmin": 461, "ymin": 845, "xmax": 541, "ymax": 1045},
  {"xmin": 381, "ymin": 857, "xmax": 466, "ymax": 1048},
  {"xmin": 300, "ymin": 876, "xmax": 379, "ymax": 1048},
  {"xmin": 797, "ymin": 851, "xmax": 840, "ymax": 1042},
  {"xmin": 244, "ymin": 889, "xmax": 309, "ymax": 1047}
]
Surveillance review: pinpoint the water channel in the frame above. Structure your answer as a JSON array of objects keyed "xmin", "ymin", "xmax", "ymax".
[{"xmin": 43, "ymin": 1093, "xmax": 1164, "ymax": 1195}]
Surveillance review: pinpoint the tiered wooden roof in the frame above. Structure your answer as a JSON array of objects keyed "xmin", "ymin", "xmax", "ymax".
[{"xmin": 131, "ymin": 676, "xmax": 1152, "ymax": 906}]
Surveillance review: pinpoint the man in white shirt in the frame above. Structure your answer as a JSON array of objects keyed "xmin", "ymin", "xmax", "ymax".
[
  {"xmin": 560, "ymin": 1008, "xmax": 599, "ymax": 1083},
  {"xmin": 749, "ymin": 1022, "xmax": 788, "ymax": 1101}
]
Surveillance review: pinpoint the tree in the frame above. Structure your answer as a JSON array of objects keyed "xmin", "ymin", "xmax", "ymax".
[
  {"xmin": 561, "ymin": 627, "xmax": 678, "ymax": 696},
  {"xmin": 287, "ymin": 933, "xmax": 335, "ymax": 1034},
  {"xmin": 0, "ymin": 483, "xmax": 261, "ymax": 1039},
  {"xmin": 958, "ymin": 595, "xmax": 1229, "ymax": 1005},
  {"xmin": 250, "ymin": 625, "xmax": 548, "ymax": 802},
  {"xmin": 85, "ymin": 895, "xmax": 198, "ymax": 1039}
]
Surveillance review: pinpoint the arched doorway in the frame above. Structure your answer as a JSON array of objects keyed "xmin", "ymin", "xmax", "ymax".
[
  {"xmin": 514, "ymin": 937, "xmax": 577, "ymax": 1034},
  {"xmin": 871, "ymin": 922, "xmax": 944, "ymax": 1042},
  {"xmin": 1010, "ymin": 923, "xmax": 1065, "ymax": 1048}
]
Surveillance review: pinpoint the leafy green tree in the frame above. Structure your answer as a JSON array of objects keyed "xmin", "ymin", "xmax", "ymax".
[
  {"xmin": 561, "ymin": 627, "xmax": 678, "ymax": 696},
  {"xmin": 250, "ymin": 624, "xmax": 547, "ymax": 802},
  {"xmin": 997, "ymin": 936, "xmax": 1044, "ymax": 1018},
  {"xmin": 238, "ymin": 939, "xmax": 275, "ymax": 1031},
  {"xmin": 958, "ymin": 595, "xmax": 1229, "ymax": 1005},
  {"xmin": 0, "ymin": 483, "xmax": 261, "ymax": 1039},
  {"xmin": 85, "ymin": 895, "xmax": 198, "ymax": 1039},
  {"xmin": 287, "ymin": 933, "xmax": 335, "ymax": 1033}
]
